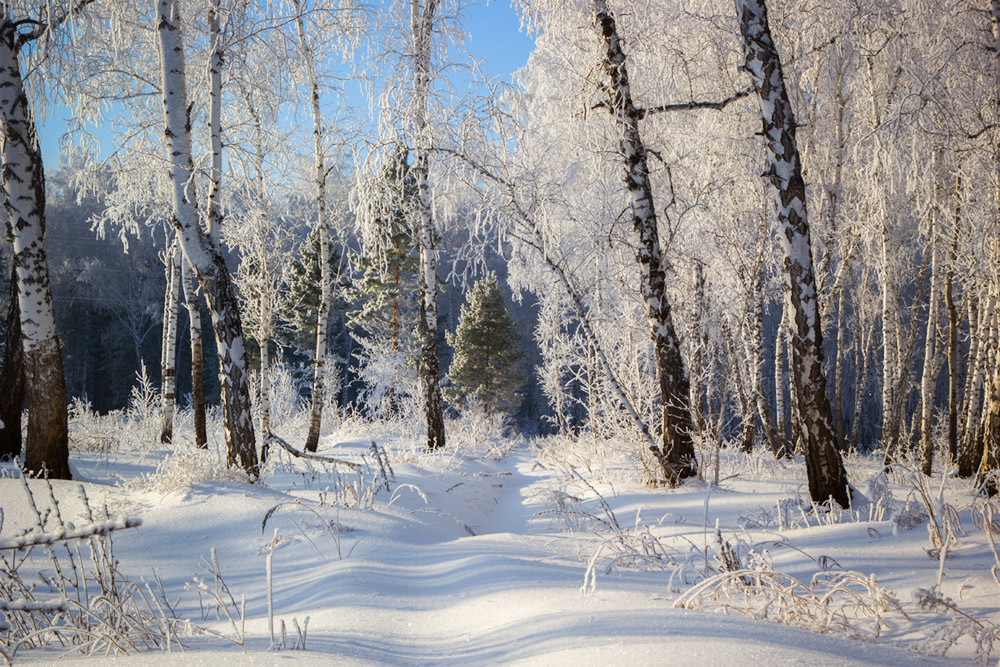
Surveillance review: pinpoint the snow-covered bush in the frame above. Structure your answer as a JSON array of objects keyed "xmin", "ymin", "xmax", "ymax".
[
  {"xmin": 0, "ymin": 479, "xmax": 180, "ymax": 662},
  {"xmin": 447, "ymin": 400, "xmax": 517, "ymax": 461},
  {"xmin": 121, "ymin": 448, "xmax": 251, "ymax": 494}
]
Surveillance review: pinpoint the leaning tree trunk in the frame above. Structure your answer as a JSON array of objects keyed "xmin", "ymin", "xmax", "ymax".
[
  {"xmin": 590, "ymin": 0, "xmax": 697, "ymax": 485},
  {"xmin": 0, "ymin": 263, "xmax": 24, "ymax": 460},
  {"xmin": 0, "ymin": 22, "xmax": 69, "ymax": 479},
  {"xmin": 293, "ymin": 0, "xmax": 333, "ymax": 453},
  {"xmin": 160, "ymin": 240, "xmax": 181, "ymax": 444},
  {"xmin": 181, "ymin": 257, "xmax": 207, "ymax": 449},
  {"xmin": 735, "ymin": 0, "xmax": 850, "ymax": 506},
  {"xmin": 157, "ymin": 0, "xmax": 257, "ymax": 476},
  {"xmin": 412, "ymin": 0, "xmax": 446, "ymax": 451}
]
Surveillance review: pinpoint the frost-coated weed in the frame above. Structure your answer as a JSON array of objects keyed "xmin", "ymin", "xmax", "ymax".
[
  {"xmin": 0, "ymin": 480, "xmax": 181, "ymax": 663},
  {"xmin": 674, "ymin": 563, "xmax": 908, "ymax": 641}
]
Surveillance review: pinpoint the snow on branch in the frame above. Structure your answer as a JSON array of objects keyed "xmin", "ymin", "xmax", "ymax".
[
  {"xmin": 265, "ymin": 434, "xmax": 361, "ymax": 469},
  {"xmin": 0, "ymin": 517, "xmax": 142, "ymax": 551}
]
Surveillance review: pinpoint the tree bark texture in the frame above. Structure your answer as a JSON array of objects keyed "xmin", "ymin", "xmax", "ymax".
[
  {"xmin": 0, "ymin": 21, "xmax": 69, "ymax": 478},
  {"xmin": 412, "ymin": 0, "xmax": 446, "ymax": 451},
  {"xmin": 157, "ymin": 0, "xmax": 257, "ymax": 475},
  {"xmin": 735, "ymin": 0, "xmax": 850, "ymax": 506},
  {"xmin": 181, "ymin": 257, "xmax": 207, "ymax": 448},
  {"xmin": 292, "ymin": 0, "xmax": 333, "ymax": 453},
  {"xmin": 0, "ymin": 263, "xmax": 24, "ymax": 460},
  {"xmin": 591, "ymin": 0, "xmax": 697, "ymax": 485},
  {"xmin": 160, "ymin": 240, "xmax": 180, "ymax": 444}
]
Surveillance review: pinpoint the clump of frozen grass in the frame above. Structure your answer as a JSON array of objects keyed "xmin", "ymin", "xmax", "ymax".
[
  {"xmin": 914, "ymin": 587, "xmax": 1000, "ymax": 662},
  {"xmin": 0, "ymin": 479, "xmax": 182, "ymax": 663},
  {"xmin": 674, "ymin": 560, "xmax": 908, "ymax": 642},
  {"xmin": 185, "ymin": 548, "xmax": 247, "ymax": 652},
  {"xmin": 447, "ymin": 400, "xmax": 518, "ymax": 461},
  {"xmin": 121, "ymin": 448, "xmax": 251, "ymax": 494}
]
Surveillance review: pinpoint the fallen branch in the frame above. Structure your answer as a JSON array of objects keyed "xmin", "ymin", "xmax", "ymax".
[{"xmin": 265, "ymin": 434, "xmax": 361, "ymax": 469}]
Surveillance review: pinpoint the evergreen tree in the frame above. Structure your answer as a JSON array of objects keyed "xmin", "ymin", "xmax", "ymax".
[
  {"xmin": 280, "ymin": 227, "xmax": 343, "ymax": 356},
  {"xmin": 446, "ymin": 276, "xmax": 523, "ymax": 415},
  {"xmin": 349, "ymin": 147, "xmax": 419, "ymax": 351}
]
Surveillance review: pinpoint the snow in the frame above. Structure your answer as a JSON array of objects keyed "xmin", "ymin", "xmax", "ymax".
[{"xmin": 1, "ymin": 429, "xmax": 994, "ymax": 665}]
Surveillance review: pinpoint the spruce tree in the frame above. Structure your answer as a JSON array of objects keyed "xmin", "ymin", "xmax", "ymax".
[{"xmin": 446, "ymin": 276, "xmax": 523, "ymax": 415}]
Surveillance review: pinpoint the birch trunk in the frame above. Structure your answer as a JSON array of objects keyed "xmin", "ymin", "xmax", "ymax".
[
  {"xmin": 157, "ymin": 0, "xmax": 257, "ymax": 475},
  {"xmin": 748, "ymin": 273, "xmax": 786, "ymax": 458},
  {"xmin": 591, "ymin": 0, "xmax": 697, "ymax": 485},
  {"xmin": 920, "ymin": 202, "xmax": 940, "ymax": 476},
  {"xmin": 159, "ymin": 240, "xmax": 181, "ymax": 444},
  {"xmin": 0, "ymin": 22, "xmax": 69, "ymax": 478},
  {"xmin": 775, "ymin": 302, "xmax": 787, "ymax": 445},
  {"xmin": 945, "ymin": 177, "xmax": 961, "ymax": 463},
  {"xmin": 848, "ymin": 316, "xmax": 873, "ymax": 452},
  {"xmin": 181, "ymin": 257, "xmax": 207, "ymax": 448},
  {"xmin": 689, "ymin": 262, "xmax": 708, "ymax": 435},
  {"xmin": 412, "ymin": 0, "xmax": 446, "ymax": 451},
  {"xmin": 735, "ymin": 0, "xmax": 850, "ymax": 506},
  {"xmin": 0, "ymin": 264, "xmax": 24, "ymax": 460},
  {"xmin": 961, "ymin": 298, "xmax": 992, "ymax": 477},
  {"xmin": 206, "ymin": 0, "xmax": 223, "ymax": 244},
  {"xmin": 979, "ymin": 0, "xmax": 1000, "ymax": 495},
  {"xmin": 294, "ymin": 0, "xmax": 333, "ymax": 453}
]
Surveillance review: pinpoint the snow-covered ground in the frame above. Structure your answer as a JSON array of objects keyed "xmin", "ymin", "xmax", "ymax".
[{"xmin": 2, "ymin": 422, "xmax": 997, "ymax": 665}]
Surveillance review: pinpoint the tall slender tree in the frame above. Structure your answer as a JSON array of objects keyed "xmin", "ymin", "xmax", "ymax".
[
  {"xmin": 734, "ymin": 0, "xmax": 850, "ymax": 506},
  {"xmin": 588, "ymin": 0, "xmax": 697, "ymax": 485},
  {"xmin": 157, "ymin": 0, "xmax": 257, "ymax": 476},
  {"xmin": 0, "ymin": 2, "xmax": 82, "ymax": 478}
]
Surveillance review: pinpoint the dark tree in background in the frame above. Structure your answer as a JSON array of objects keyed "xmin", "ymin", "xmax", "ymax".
[{"xmin": 446, "ymin": 276, "xmax": 523, "ymax": 416}]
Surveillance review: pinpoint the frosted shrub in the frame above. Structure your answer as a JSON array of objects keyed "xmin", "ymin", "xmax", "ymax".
[
  {"xmin": 448, "ymin": 400, "xmax": 516, "ymax": 460},
  {"xmin": 124, "ymin": 363, "xmax": 161, "ymax": 449},
  {"xmin": 67, "ymin": 365, "xmax": 161, "ymax": 454},
  {"xmin": 122, "ymin": 448, "xmax": 251, "ymax": 494},
  {"xmin": 0, "ymin": 480, "xmax": 181, "ymax": 662},
  {"xmin": 68, "ymin": 398, "xmax": 123, "ymax": 453},
  {"xmin": 674, "ymin": 562, "xmax": 908, "ymax": 641}
]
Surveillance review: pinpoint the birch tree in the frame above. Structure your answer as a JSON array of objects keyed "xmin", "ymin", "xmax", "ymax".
[
  {"xmin": 157, "ymin": 0, "xmax": 258, "ymax": 475},
  {"xmin": 734, "ymin": 0, "xmax": 851, "ymax": 506},
  {"xmin": 0, "ymin": 0, "xmax": 88, "ymax": 478}
]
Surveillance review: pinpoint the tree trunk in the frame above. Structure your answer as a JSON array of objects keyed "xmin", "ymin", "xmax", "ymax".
[
  {"xmin": 157, "ymin": 0, "xmax": 257, "ymax": 476},
  {"xmin": 412, "ymin": 0, "xmax": 446, "ymax": 451},
  {"xmin": 979, "ymin": 0, "xmax": 1000, "ymax": 494},
  {"xmin": 961, "ymin": 298, "xmax": 992, "ymax": 477},
  {"xmin": 0, "ymin": 23, "xmax": 69, "ymax": 478},
  {"xmin": 294, "ymin": 0, "xmax": 333, "ymax": 453},
  {"xmin": 160, "ymin": 240, "xmax": 181, "ymax": 444},
  {"xmin": 775, "ymin": 302, "xmax": 787, "ymax": 446},
  {"xmin": 0, "ymin": 263, "xmax": 24, "ymax": 460},
  {"xmin": 945, "ymin": 176, "xmax": 961, "ymax": 463},
  {"xmin": 735, "ymin": 0, "xmax": 850, "ymax": 506},
  {"xmin": 920, "ymin": 196, "xmax": 941, "ymax": 476},
  {"xmin": 747, "ymin": 272, "xmax": 786, "ymax": 458},
  {"xmin": 181, "ymin": 257, "xmax": 207, "ymax": 449},
  {"xmin": 689, "ymin": 262, "xmax": 707, "ymax": 435},
  {"xmin": 591, "ymin": 0, "xmax": 697, "ymax": 485}
]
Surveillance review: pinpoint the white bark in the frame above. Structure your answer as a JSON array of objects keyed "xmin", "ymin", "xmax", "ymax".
[
  {"xmin": 159, "ymin": 239, "xmax": 181, "ymax": 444},
  {"xmin": 0, "ymin": 19, "xmax": 69, "ymax": 478},
  {"xmin": 157, "ymin": 0, "xmax": 257, "ymax": 475},
  {"xmin": 293, "ymin": 0, "xmax": 333, "ymax": 453}
]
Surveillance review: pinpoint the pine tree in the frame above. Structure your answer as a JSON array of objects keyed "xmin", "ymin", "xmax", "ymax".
[
  {"xmin": 446, "ymin": 276, "xmax": 523, "ymax": 415},
  {"xmin": 348, "ymin": 147, "xmax": 419, "ymax": 354},
  {"xmin": 280, "ymin": 227, "xmax": 342, "ymax": 356}
]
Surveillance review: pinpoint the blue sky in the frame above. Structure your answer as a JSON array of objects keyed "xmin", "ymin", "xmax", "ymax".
[{"xmin": 37, "ymin": 0, "xmax": 535, "ymax": 170}]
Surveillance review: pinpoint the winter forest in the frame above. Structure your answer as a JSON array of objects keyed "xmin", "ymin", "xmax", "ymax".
[{"xmin": 2, "ymin": 0, "xmax": 1000, "ymax": 663}]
